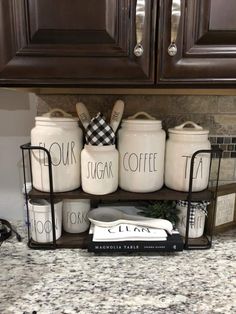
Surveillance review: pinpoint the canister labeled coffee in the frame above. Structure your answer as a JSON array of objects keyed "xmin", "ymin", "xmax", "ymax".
[{"xmin": 118, "ymin": 112, "xmax": 166, "ymax": 192}]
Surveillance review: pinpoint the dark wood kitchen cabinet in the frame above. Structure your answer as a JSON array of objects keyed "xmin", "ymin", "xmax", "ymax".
[
  {"xmin": 2, "ymin": 0, "xmax": 236, "ymax": 88},
  {"xmin": 0, "ymin": 0, "xmax": 156, "ymax": 87},
  {"xmin": 158, "ymin": 0, "xmax": 236, "ymax": 86}
]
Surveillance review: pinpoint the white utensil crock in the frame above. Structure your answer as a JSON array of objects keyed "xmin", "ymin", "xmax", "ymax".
[
  {"xmin": 28, "ymin": 199, "xmax": 62, "ymax": 243},
  {"xmin": 63, "ymin": 199, "xmax": 90, "ymax": 233},
  {"xmin": 176, "ymin": 203, "xmax": 206, "ymax": 238},
  {"xmin": 165, "ymin": 121, "xmax": 211, "ymax": 192},
  {"xmin": 31, "ymin": 108, "xmax": 83, "ymax": 192},
  {"xmin": 81, "ymin": 144, "xmax": 118, "ymax": 195},
  {"xmin": 118, "ymin": 112, "xmax": 166, "ymax": 192}
]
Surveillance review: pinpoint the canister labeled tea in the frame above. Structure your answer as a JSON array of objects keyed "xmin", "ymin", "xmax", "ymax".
[
  {"xmin": 165, "ymin": 121, "xmax": 211, "ymax": 192},
  {"xmin": 81, "ymin": 144, "xmax": 118, "ymax": 195},
  {"xmin": 31, "ymin": 109, "xmax": 83, "ymax": 192},
  {"xmin": 118, "ymin": 112, "xmax": 166, "ymax": 192}
]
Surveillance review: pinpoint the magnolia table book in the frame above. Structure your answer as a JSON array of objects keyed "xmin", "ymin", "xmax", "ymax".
[{"xmin": 88, "ymin": 223, "xmax": 183, "ymax": 253}]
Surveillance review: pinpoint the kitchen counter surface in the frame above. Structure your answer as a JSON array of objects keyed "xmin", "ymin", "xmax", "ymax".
[{"xmin": 0, "ymin": 225, "xmax": 235, "ymax": 314}]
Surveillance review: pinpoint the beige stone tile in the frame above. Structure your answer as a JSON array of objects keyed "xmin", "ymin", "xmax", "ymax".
[
  {"xmin": 214, "ymin": 114, "xmax": 236, "ymax": 135},
  {"xmin": 36, "ymin": 94, "xmax": 219, "ymax": 115},
  {"xmin": 163, "ymin": 113, "xmax": 217, "ymax": 133},
  {"xmin": 218, "ymin": 96, "xmax": 236, "ymax": 113},
  {"xmin": 36, "ymin": 94, "xmax": 172, "ymax": 120},
  {"xmin": 210, "ymin": 159, "xmax": 221, "ymax": 181},
  {"xmin": 167, "ymin": 95, "xmax": 218, "ymax": 114},
  {"xmin": 35, "ymin": 94, "xmax": 236, "ymax": 135},
  {"xmin": 122, "ymin": 95, "xmax": 171, "ymax": 118},
  {"xmin": 37, "ymin": 94, "xmax": 117, "ymax": 117},
  {"xmin": 210, "ymin": 180, "xmax": 236, "ymax": 187},
  {"xmin": 218, "ymin": 180, "xmax": 236, "ymax": 186},
  {"xmin": 210, "ymin": 158, "xmax": 236, "ymax": 182}
]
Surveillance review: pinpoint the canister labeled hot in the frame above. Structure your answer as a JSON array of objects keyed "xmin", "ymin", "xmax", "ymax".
[
  {"xmin": 81, "ymin": 145, "xmax": 118, "ymax": 195},
  {"xmin": 31, "ymin": 109, "xmax": 83, "ymax": 192},
  {"xmin": 118, "ymin": 112, "xmax": 166, "ymax": 192},
  {"xmin": 63, "ymin": 199, "xmax": 90, "ymax": 233},
  {"xmin": 28, "ymin": 199, "xmax": 62, "ymax": 243},
  {"xmin": 165, "ymin": 121, "xmax": 211, "ymax": 192}
]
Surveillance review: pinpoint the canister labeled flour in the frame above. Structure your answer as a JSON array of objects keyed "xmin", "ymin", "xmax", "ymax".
[
  {"xmin": 31, "ymin": 109, "xmax": 83, "ymax": 192},
  {"xmin": 81, "ymin": 144, "xmax": 118, "ymax": 195},
  {"xmin": 165, "ymin": 121, "xmax": 211, "ymax": 192},
  {"xmin": 118, "ymin": 112, "xmax": 166, "ymax": 192}
]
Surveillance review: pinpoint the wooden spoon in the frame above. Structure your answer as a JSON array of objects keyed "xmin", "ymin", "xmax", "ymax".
[
  {"xmin": 76, "ymin": 102, "xmax": 91, "ymax": 129},
  {"xmin": 110, "ymin": 99, "xmax": 124, "ymax": 133}
]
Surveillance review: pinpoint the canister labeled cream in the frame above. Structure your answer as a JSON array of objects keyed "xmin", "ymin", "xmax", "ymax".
[
  {"xmin": 165, "ymin": 121, "xmax": 211, "ymax": 192},
  {"xmin": 118, "ymin": 112, "xmax": 166, "ymax": 192}
]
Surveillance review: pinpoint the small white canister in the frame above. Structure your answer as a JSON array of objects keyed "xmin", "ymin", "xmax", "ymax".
[
  {"xmin": 63, "ymin": 199, "xmax": 90, "ymax": 233},
  {"xmin": 118, "ymin": 112, "xmax": 166, "ymax": 192},
  {"xmin": 28, "ymin": 199, "xmax": 62, "ymax": 243},
  {"xmin": 165, "ymin": 121, "xmax": 211, "ymax": 192},
  {"xmin": 81, "ymin": 145, "xmax": 118, "ymax": 195},
  {"xmin": 31, "ymin": 108, "xmax": 83, "ymax": 192},
  {"xmin": 176, "ymin": 201, "xmax": 208, "ymax": 238}
]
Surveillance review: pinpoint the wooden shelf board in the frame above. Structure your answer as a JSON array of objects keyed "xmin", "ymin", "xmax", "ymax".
[
  {"xmin": 27, "ymin": 187, "xmax": 213, "ymax": 250},
  {"xmin": 28, "ymin": 231, "xmax": 89, "ymax": 249},
  {"xmin": 56, "ymin": 231, "xmax": 89, "ymax": 249},
  {"xmin": 184, "ymin": 235, "xmax": 211, "ymax": 249},
  {"xmin": 28, "ymin": 232, "xmax": 211, "ymax": 250},
  {"xmin": 29, "ymin": 187, "xmax": 213, "ymax": 201}
]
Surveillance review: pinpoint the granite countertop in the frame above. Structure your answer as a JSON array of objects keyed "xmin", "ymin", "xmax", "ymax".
[{"xmin": 0, "ymin": 225, "xmax": 236, "ymax": 314}]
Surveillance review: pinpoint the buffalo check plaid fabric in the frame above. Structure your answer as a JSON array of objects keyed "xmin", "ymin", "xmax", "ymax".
[
  {"xmin": 177, "ymin": 201, "xmax": 209, "ymax": 227},
  {"xmin": 85, "ymin": 112, "xmax": 115, "ymax": 146}
]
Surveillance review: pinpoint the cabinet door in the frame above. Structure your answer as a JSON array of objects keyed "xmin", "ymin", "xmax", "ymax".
[
  {"xmin": 0, "ymin": 0, "xmax": 156, "ymax": 87},
  {"xmin": 158, "ymin": 0, "xmax": 236, "ymax": 86}
]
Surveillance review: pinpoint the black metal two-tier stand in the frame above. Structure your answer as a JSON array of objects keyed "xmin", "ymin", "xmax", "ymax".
[{"xmin": 21, "ymin": 143, "xmax": 222, "ymax": 251}]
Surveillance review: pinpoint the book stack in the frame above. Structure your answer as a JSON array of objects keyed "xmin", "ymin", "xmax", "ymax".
[{"xmin": 88, "ymin": 223, "xmax": 183, "ymax": 253}]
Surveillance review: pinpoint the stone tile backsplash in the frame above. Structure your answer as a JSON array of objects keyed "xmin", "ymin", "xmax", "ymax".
[
  {"xmin": 36, "ymin": 93, "xmax": 236, "ymax": 185},
  {"xmin": 209, "ymin": 136, "xmax": 236, "ymax": 158}
]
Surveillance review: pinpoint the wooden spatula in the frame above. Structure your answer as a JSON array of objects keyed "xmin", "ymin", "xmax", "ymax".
[
  {"xmin": 110, "ymin": 99, "xmax": 124, "ymax": 133},
  {"xmin": 76, "ymin": 102, "xmax": 91, "ymax": 129}
]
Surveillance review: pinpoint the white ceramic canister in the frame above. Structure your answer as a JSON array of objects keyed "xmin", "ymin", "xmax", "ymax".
[
  {"xmin": 81, "ymin": 144, "xmax": 118, "ymax": 195},
  {"xmin": 63, "ymin": 199, "xmax": 90, "ymax": 233},
  {"xmin": 176, "ymin": 202, "xmax": 207, "ymax": 238},
  {"xmin": 118, "ymin": 112, "xmax": 166, "ymax": 192},
  {"xmin": 31, "ymin": 108, "xmax": 83, "ymax": 192},
  {"xmin": 165, "ymin": 121, "xmax": 211, "ymax": 192},
  {"xmin": 28, "ymin": 199, "xmax": 62, "ymax": 243}
]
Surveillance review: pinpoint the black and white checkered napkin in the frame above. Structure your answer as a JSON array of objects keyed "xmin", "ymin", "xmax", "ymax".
[
  {"xmin": 85, "ymin": 112, "xmax": 115, "ymax": 146},
  {"xmin": 177, "ymin": 201, "xmax": 210, "ymax": 227}
]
